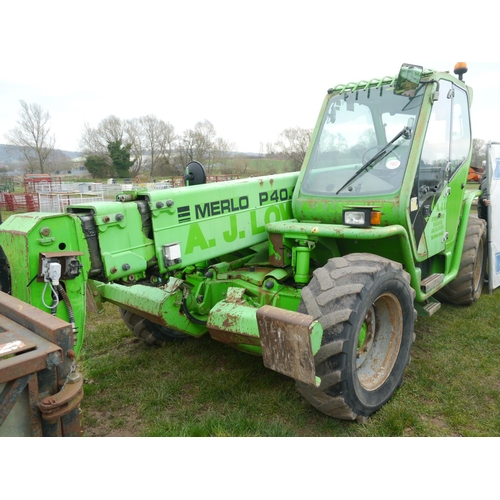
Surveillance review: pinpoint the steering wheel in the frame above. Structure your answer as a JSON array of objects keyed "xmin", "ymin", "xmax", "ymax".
[{"xmin": 361, "ymin": 146, "xmax": 401, "ymax": 178}]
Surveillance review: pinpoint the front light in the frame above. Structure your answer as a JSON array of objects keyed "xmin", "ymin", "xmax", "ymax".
[
  {"xmin": 344, "ymin": 211, "xmax": 366, "ymax": 225},
  {"xmin": 343, "ymin": 209, "xmax": 382, "ymax": 227}
]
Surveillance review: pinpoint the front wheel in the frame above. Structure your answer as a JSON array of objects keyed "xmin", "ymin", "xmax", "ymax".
[{"xmin": 296, "ymin": 253, "xmax": 416, "ymax": 421}]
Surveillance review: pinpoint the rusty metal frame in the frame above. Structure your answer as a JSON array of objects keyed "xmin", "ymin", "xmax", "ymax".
[
  {"xmin": 257, "ymin": 305, "xmax": 322, "ymax": 387},
  {"xmin": 0, "ymin": 292, "xmax": 83, "ymax": 437}
]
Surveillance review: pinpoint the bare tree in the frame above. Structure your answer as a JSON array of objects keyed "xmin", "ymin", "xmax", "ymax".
[
  {"xmin": 123, "ymin": 118, "xmax": 143, "ymax": 176},
  {"xmin": 80, "ymin": 122, "xmax": 107, "ymax": 156},
  {"xmin": 266, "ymin": 141, "xmax": 277, "ymax": 156},
  {"xmin": 4, "ymin": 100, "xmax": 56, "ymax": 174},
  {"xmin": 156, "ymin": 119, "xmax": 177, "ymax": 176},
  {"xmin": 178, "ymin": 128, "xmax": 197, "ymax": 167},
  {"xmin": 178, "ymin": 120, "xmax": 219, "ymax": 172},
  {"xmin": 81, "ymin": 115, "xmax": 234, "ymax": 178},
  {"xmin": 194, "ymin": 119, "xmax": 217, "ymax": 171},
  {"xmin": 274, "ymin": 126, "xmax": 312, "ymax": 171},
  {"xmin": 81, "ymin": 115, "xmax": 179, "ymax": 179},
  {"xmin": 231, "ymin": 154, "xmax": 251, "ymax": 176},
  {"xmin": 100, "ymin": 115, "xmax": 126, "ymax": 143},
  {"xmin": 214, "ymin": 137, "xmax": 235, "ymax": 174},
  {"xmin": 45, "ymin": 150, "xmax": 73, "ymax": 174},
  {"xmin": 80, "ymin": 115, "xmax": 142, "ymax": 177},
  {"xmin": 137, "ymin": 115, "xmax": 177, "ymax": 177},
  {"xmin": 79, "ymin": 115, "xmax": 127, "ymax": 155}
]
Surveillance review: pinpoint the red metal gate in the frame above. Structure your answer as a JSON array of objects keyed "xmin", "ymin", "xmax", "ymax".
[{"xmin": 0, "ymin": 193, "xmax": 40, "ymax": 212}]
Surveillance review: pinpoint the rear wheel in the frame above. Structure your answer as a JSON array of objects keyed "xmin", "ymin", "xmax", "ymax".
[
  {"xmin": 119, "ymin": 308, "xmax": 190, "ymax": 345},
  {"xmin": 435, "ymin": 216, "xmax": 487, "ymax": 305},
  {"xmin": 296, "ymin": 253, "xmax": 416, "ymax": 421}
]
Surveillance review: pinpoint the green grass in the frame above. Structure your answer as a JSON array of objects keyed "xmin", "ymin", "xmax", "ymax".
[{"xmin": 80, "ymin": 287, "xmax": 500, "ymax": 437}]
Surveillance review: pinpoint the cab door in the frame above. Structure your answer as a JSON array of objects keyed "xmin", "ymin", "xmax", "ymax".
[{"xmin": 410, "ymin": 80, "xmax": 471, "ymax": 259}]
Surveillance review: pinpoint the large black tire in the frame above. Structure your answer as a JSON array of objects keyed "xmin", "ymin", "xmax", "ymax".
[
  {"xmin": 296, "ymin": 253, "xmax": 416, "ymax": 422},
  {"xmin": 435, "ymin": 216, "xmax": 487, "ymax": 306},
  {"xmin": 119, "ymin": 308, "xmax": 190, "ymax": 345}
]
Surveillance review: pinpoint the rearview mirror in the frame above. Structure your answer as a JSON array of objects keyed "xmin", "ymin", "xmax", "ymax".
[
  {"xmin": 184, "ymin": 161, "xmax": 207, "ymax": 186},
  {"xmin": 394, "ymin": 64, "xmax": 423, "ymax": 97}
]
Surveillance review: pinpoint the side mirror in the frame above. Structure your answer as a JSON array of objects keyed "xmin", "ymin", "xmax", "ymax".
[
  {"xmin": 184, "ymin": 161, "xmax": 207, "ymax": 186},
  {"xmin": 394, "ymin": 64, "xmax": 423, "ymax": 97}
]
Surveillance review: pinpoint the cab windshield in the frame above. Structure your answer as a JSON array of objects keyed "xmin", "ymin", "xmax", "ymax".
[{"xmin": 302, "ymin": 83, "xmax": 425, "ymax": 197}]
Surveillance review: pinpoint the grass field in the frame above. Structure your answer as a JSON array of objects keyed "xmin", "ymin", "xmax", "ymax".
[
  {"xmin": 80, "ymin": 285, "xmax": 500, "ymax": 437},
  {"xmin": 2, "ymin": 186, "xmax": 498, "ymax": 437}
]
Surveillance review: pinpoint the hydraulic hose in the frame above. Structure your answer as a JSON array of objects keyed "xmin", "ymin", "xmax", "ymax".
[
  {"xmin": 57, "ymin": 284, "xmax": 78, "ymax": 344},
  {"xmin": 181, "ymin": 297, "xmax": 207, "ymax": 325}
]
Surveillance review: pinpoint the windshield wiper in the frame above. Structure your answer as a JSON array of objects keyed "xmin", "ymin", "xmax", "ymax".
[{"xmin": 336, "ymin": 126, "xmax": 412, "ymax": 194}]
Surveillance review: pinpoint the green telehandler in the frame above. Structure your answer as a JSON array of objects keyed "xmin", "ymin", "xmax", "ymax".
[{"xmin": 0, "ymin": 62, "xmax": 486, "ymax": 423}]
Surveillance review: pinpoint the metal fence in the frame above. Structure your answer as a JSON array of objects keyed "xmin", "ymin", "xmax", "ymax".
[
  {"xmin": 0, "ymin": 176, "xmax": 237, "ymax": 213},
  {"xmin": 0, "ymin": 193, "xmax": 39, "ymax": 212},
  {"xmin": 37, "ymin": 192, "xmax": 104, "ymax": 213}
]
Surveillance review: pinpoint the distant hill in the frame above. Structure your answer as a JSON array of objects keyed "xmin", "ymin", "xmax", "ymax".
[{"xmin": 0, "ymin": 144, "xmax": 82, "ymax": 166}]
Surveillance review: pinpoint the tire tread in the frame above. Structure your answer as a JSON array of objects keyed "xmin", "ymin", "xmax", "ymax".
[{"xmin": 296, "ymin": 253, "xmax": 415, "ymax": 421}]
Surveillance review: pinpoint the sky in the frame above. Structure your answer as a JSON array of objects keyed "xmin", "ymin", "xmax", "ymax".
[{"xmin": 1, "ymin": 1, "xmax": 499, "ymax": 154}]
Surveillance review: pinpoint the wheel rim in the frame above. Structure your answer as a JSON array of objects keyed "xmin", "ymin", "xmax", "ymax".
[{"xmin": 356, "ymin": 293, "xmax": 403, "ymax": 391}]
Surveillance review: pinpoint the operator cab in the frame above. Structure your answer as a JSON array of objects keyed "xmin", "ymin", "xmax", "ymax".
[
  {"xmin": 300, "ymin": 66, "xmax": 425, "ymax": 199},
  {"xmin": 294, "ymin": 63, "xmax": 472, "ymax": 241}
]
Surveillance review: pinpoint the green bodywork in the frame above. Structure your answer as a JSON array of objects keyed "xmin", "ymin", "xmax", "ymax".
[
  {"xmin": 0, "ymin": 212, "xmax": 90, "ymax": 353},
  {"xmin": 0, "ymin": 64, "xmax": 478, "ymax": 386}
]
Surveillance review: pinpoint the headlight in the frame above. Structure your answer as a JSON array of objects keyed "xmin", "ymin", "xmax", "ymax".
[
  {"xmin": 343, "ymin": 209, "xmax": 381, "ymax": 227},
  {"xmin": 343, "ymin": 209, "xmax": 370, "ymax": 227}
]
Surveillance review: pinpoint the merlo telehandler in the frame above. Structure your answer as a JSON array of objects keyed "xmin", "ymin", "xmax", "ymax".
[{"xmin": 0, "ymin": 62, "xmax": 485, "ymax": 422}]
